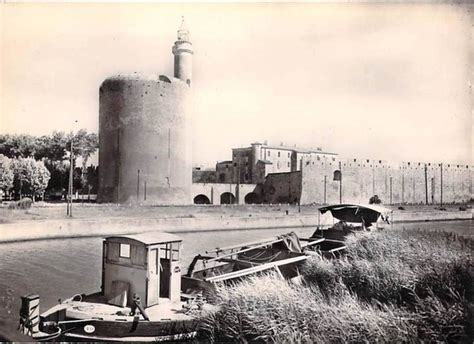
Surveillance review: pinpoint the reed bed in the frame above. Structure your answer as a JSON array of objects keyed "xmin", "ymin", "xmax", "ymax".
[{"xmin": 201, "ymin": 229, "xmax": 473, "ymax": 343}]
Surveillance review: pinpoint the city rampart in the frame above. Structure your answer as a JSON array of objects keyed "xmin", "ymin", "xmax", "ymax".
[
  {"xmin": 299, "ymin": 155, "xmax": 472, "ymax": 205},
  {"xmin": 262, "ymin": 171, "xmax": 301, "ymax": 204}
]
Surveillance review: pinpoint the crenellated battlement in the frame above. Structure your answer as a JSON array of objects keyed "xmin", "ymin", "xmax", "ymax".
[{"xmin": 299, "ymin": 155, "xmax": 472, "ymax": 205}]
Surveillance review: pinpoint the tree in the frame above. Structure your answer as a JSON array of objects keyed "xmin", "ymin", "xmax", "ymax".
[
  {"xmin": 0, "ymin": 130, "xmax": 98, "ymax": 196},
  {"xmin": 34, "ymin": 131, "xmax": 68, "ymax": 161},
  {"xmin": 0, "ymin": 134, "xmax": 37, "ymax": 158},
  {"xmin": 0, "ymin": 154, "xmax": 14, "ymax": 195},
  {"xmin": 66, "ymin": 130, "xmax": 99, "ymax": 190},
  {"xmin": 11, "ymin": 157, "xmax": 51, "ymax": 201},
  {"xmin": 369, "ymin": 195, "xmax": 382, "ymax": 204},
  {"xmin": 31, "ymin": 160, "xmax": 51, "ymax": 200},
  {"xmin": 67, "ymin": 130, "xmax": 98, "ymax": 167}
]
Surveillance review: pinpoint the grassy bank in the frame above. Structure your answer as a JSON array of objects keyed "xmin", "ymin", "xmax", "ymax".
[{"xmin": 202, "ymin": 229, "xmax": 473, "ymax": 343}]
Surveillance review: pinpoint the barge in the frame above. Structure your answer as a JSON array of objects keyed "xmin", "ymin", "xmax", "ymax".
[{"xmin": 19, "ymin": 233, "xmax": 207, "ymax": 342}]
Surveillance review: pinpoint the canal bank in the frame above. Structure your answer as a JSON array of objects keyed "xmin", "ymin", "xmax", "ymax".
[{"xmin": 0, "ymin": 208, "xmax": 471, "ymax": 243}]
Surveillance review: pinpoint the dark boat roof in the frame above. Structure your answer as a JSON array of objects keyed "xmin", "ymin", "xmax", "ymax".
[
  {"xmin": 318, "ymin": 204, "xmax": 392, "ymax": 223},
  {"xmin": 106, "ymin": 232, "xmax": 182, "ymax": 246}
]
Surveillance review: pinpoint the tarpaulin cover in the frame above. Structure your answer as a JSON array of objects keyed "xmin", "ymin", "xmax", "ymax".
[
  {"xmin": 318, "ymin": 204, "xmax": 392, "ymax": 225},
  {"xmin": 273, "ymin": 232, "xmax": 302, "ymax": 253}
]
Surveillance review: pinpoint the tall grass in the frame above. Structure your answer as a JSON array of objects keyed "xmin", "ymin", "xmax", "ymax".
[
  {"xmin": 200, "ymin": 274, "xmax": 417, "ymax": 343},
  {"xmin": 200, "ymin": 229, "xmax": 473, "ymax": 343}
]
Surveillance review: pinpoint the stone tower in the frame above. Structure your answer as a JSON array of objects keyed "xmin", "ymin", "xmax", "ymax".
[
  {"xmin": 97, "ymin": 21, "xmax": 193, "ymax": 205},
  {"xmin": 172, "ymin": 18, "xmax": 193, "ymax": 86}
]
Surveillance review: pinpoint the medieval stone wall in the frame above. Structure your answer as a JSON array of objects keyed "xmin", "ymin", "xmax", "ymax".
[
  {"xmin": 299, "ymin": 155, "xmax": 472, "ymax": 205},
  {"xmin": 262, "ymin": 171, "xmax": 302, "ymax": 204}
]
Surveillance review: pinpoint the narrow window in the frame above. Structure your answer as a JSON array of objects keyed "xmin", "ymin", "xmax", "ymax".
[
  {"xmin": 120, "ymin": 244, "xmax": 131, "ymax": 258},
  {"xmin": 278, "ymin": 152, "xmax": 281, "ymax": 157}
]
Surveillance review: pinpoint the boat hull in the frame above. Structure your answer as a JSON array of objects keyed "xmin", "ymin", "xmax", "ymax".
[{"xmin": 47, "ymin": 318, "xmax": 200, "ymax": 342}]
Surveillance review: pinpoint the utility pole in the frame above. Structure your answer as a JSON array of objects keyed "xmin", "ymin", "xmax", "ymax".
[
  {"xmin": 424, "ymin": 164, "xmax": 428, "ymax": 204},
  {"xmin": 413, "ymin": 178, "xmax": 416, "ymax": 204},
  {"xmin": 67, "ymin": 134, "xmax": 74, "ymax": 217},
  {"xmin": 144, "ymin": 181, "xmax": 147, "ymax": 201},
  {"xmin": 323, "ymin": 175, "xmax": 327, "ymax": 204},
  {"xmin": 389, "ymin": 176, "xmax": 393, "ymax": 205},
  {"xmin": 372, "ymin": 166, "xmax": 375, "ymax": 196},
  {"xmin": 236, "ymin": 157, "xmax": 241, "ymax": 204},
  {"xmin": 136, "ymin": 169, "xmax": 140, "ymax": 201},
  {"xmin": 401, "ymin": 166, "xmax": 405, "ymax": 204},
  {"xmin": 431, "ymin": 177, "xmax": 435, "ymax": 204},
  {"xmin": 440, "ymin": 163, "xmax": 443, "ymax": 206},
  {"xmin": 339, "ymin": 161, "xmax": 342, "ymax": 204}
]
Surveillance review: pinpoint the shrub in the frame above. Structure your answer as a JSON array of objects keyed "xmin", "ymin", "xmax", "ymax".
[
  {"xmin": 7, "ymin": 197, "xmax": 32, "ymax": 210},
  {"xmin": 369, "ymin": 195, "xmax": 382, "ymax": 204}
]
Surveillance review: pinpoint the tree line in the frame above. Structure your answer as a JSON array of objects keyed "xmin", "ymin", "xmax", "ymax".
[{"xmin": 0, "ymin": 130, "xmax": 99, "ymax": 201}]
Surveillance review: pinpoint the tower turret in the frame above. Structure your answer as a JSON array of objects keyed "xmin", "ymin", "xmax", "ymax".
[{"xmin": 172, "ymin": 17, "xmax": 193, "ymax": 86}]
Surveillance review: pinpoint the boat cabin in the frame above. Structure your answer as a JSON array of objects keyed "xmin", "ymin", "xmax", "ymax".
[{"xmin": 102, "ymin": 233, "xmax": 182, "ymax": 308}]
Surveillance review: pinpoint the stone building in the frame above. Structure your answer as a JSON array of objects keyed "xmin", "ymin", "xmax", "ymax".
[
  {"xmin": 192, "ymin": 166, "xmax": 216, "ymax": 183},
  {"xmin": 97, "ymin": 20, "xmax": 193, "ymax": 205},
  {"xmin": 217, "ymin": 142, "xmax": 338, "ymax": 184}
]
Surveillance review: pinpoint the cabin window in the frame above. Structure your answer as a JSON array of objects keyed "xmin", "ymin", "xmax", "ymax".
[
  {"xmin": 160, "ymin": 246, "xmax": 170, "ymax": 259},
  {"xmin": 171, "ymin": 243, "xmax": 180, "ymax": 261},
  {"xmin": 120, "ymin": 244, "xmax": 131, "ymax": 258}
]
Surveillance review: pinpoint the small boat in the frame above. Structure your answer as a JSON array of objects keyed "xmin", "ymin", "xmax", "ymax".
[
  {"xmin": 182, "ymin": 232, "xmax": 322, "ymax": 294},
  {"xmin": 18, "ymin": 232, "xmax": 208, "ymax": 342},
  {"xmin": 300, "ymin": 204, "xmax": 392, "ymax": 258}
]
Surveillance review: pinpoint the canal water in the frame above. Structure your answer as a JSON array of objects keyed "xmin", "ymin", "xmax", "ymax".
[{"xmin": 0, "ymin": 220, "xmax": 471, "ymax": 330}]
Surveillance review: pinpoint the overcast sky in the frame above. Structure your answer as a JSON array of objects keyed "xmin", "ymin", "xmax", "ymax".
[{"xmin": 1, "ymin": 3, "xmax": 472, "ymax": 167}]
